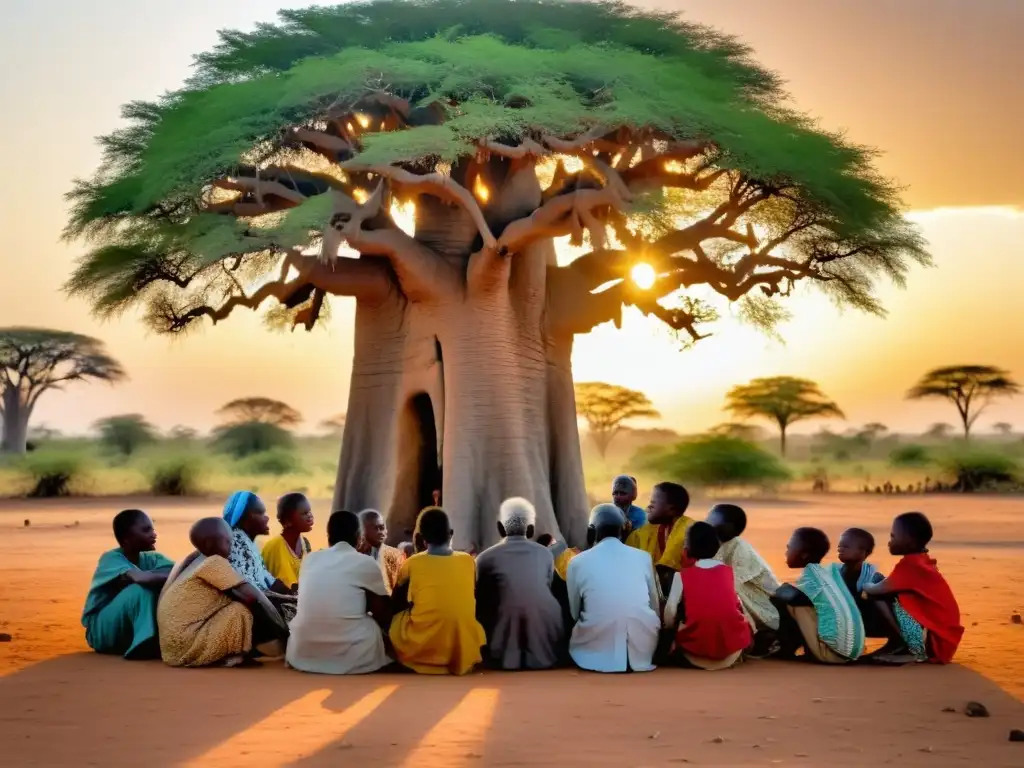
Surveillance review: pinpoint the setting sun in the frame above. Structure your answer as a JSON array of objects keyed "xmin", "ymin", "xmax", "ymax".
[{"xmin": 631, "ymin": 262, "xmax": 657, "ymax": 289}]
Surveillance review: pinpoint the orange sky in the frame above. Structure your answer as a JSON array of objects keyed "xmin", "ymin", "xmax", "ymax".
[{"xmin": 1, "ymin": 1, "xmax": 1022, "ymax": 435}]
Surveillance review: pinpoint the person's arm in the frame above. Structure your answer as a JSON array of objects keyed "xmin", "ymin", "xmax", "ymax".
[
  {"xmin": 366, "ymin": 591, "xmax": 392, "ymax": 632},
  {"xmin": 231, "ymin": 583, "xmax": 290, "ymax": 636},
  {"xmin": 861, "ymin": 578, "xmax": 898, "ymax": 598},
  {"xmin": 122, "ymin": 567, "xmax": 172, "ymax": 588},
  {"xmin": 566, "ymin": 560, "xmax": 582, "ymax": 622},
  {"xmin": 662, "ymin": 573, "xmax": 683, "ymax": 629},
  {"xmin": 390, "ymin": 559, "xmax": 412, "ymax": 613},
  {"xmin": 774, "ymin": 583, "xmax": 812, "ymax": 606},
  {"xmin": 267, "ymin": 577, "xmax": 294, "ymax": 595}
]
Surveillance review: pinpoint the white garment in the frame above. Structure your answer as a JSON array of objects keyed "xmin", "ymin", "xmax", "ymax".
[
  {"xmin": 662, "ymin": 559, "xmax": 726, "ymax": 629},
  {"xmin": 566, "ymin": 538, "xmax": 661, "ymax": 673},
  {"xmin": 286, "ymin": 542, "xmax": 390, "ymax": 675}
]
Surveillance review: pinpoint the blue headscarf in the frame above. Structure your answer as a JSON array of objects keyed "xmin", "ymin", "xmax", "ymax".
[{"xmin": 223, "ymin": 491, "xmax": 256, "ymax": 528}]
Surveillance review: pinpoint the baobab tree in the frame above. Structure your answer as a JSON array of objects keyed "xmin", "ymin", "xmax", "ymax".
[
  {"xmin": 574, "ymin": 382, "xmax": 660, "ymax": 459},
  {"xmin": 725, "ymin": 376, "xmax": 844, "ymax": 456},
  {"xmin": 63, "ymin": 0, "xmax": 926, "ymax": 548},
  {"xmin": 907, "ymin": 365, "xmax": 1020, "ymax": 440},
  {"xmin": 1, "ymin": 328, "xmax": 125, "ymax": 454}
]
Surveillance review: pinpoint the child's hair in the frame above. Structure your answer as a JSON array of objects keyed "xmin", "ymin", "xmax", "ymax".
[
  {"xmin": 416, "ymin": 506, "xmax": 451, "ymax": 546},
  {"xmin": 709, "ymin": 503, "xmax": 746, "ymax": 540},
  {"xmin": 654, "ymin": 481, "xmax": 690, "ymax": 512},
  {"xmin": 535, "ymin": 533, "xmax": 554, "ymax": 547},
  {"xmin": 277, "ymin": 492, "xmax": 308, "ymax": 524},
  {"xmin": 843, "ymin": 527, "xmax": 875, "ymax": 556},
  {"xmin": 326, "ymin": 509, "xmax": 359, "ymax": 546},
  {"xmin": 894, "ymin": 511, "xmax": 933, "ymax": 550},
  {"xmin": 793, "ymin": 526, "xmax": 830, "ymax": 563},
  {"xmin": 685, "ymin": 521, "xmax": 720, "ymax": 560},
  {"xmin": 112, "ymin": 509, "xmax": 147, "ymax": 544}
]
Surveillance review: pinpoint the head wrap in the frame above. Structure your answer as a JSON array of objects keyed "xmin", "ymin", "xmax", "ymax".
[{"xmin": 223, "ymin": 490, "xmax": 256, "ymax": 528}]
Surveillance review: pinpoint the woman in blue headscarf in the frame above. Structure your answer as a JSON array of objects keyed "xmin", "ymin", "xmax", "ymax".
[{"xmin": 223, "ymin": 491, "xmax": 298, "ymax": 622}]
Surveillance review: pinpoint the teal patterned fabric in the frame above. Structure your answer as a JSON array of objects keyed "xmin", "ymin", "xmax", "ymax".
[
  {"xmin": 894, "ymin": 600, "xmax": 928, "ymax": 661},
  {"xmin": 797, "ymin": 563, "xmax": 866, "ymax": 660}
]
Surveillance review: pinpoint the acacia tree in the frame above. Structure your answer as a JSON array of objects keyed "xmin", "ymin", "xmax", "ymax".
[
  {"xmin": 574, "ymin": 382, "xmax": 659, "ymax": 459},
  {"xmin": 993, "ymin": 422, "xmax": 1012, "ymax": 437},
  {"xmin": 725, "ymin": 376, "xmax": 844, "ymax": 456},
  {"xmin": 320, "ymin": 414, "xmax": 347, "ymax": 435},
  {"xmin": 217, "ymin": 397, "xmax": 302, "ymax": 428},
  {"xmin": 907, "ymin": 365, "xmax": 1020, "ymax": 440},
  {"xmin": 0, "ymin": 328, "xmax": 125, "ymax": 454},
  {"xmin": 95, "ymin": 414, "xmax": 159, "ymax": 457},
  {"xmin": 63, "ymin": 0, "xmax": 925, "ymax": 548}
]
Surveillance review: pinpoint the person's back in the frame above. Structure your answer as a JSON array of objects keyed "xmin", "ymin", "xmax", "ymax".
[
  {"xmin": 287, "ymin": 541, "xmax": 390, "ymax": 674},
  {"xmin": 674, "ymin": 563, "xmax": 752, "ymax": 662},
  {"xmin": 567, "ymin": 533, "xmax": 660, "ymax": 673},
  {"xmin": 391, "ymin": 551, "xmax": 485, "ymax": 674},
  {"xmin": 476, "ymin": 535, "xmax": 563, "ymax": 669}
]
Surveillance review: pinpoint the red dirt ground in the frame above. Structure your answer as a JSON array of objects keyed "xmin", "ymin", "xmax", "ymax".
[{"xmin": 1, "ymin": 495, "xmax": 1022, "ymax": 767}]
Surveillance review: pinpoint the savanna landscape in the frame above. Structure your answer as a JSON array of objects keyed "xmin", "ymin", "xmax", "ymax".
[{"xmin": 2, "ymin": 0, "xmax": 1024, "ymax": 765}]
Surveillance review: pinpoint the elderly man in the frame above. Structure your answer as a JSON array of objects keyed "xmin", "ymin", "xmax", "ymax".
[
  {"xmin": 475, "ymin": 497, "xmax": 565, "ymax": 670},
  {"xmin": 566, "ymin": 504, "xmax": 661, "ymax": 672},
  {"xmin": 358, "ymin": 509, "xmax": 404, "ymax": 593},
  {"xmin": 611, "ymin": 475, "xmax": 647, "ymax": 535}
]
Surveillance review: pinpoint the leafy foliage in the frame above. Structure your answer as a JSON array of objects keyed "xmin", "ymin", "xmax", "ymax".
[
  {"xmin": 148, "ymin": 456, "xmax": 202, "ymax": 496},
  {"xmin": 936, "ymin": 447, "xmax": 1019, "ymax": 492},
  {"xmin": 94, "ymin": 414, "xmax": 159, "ymax": 457},
  {"xmin": 575, "ymin": 382, "xmax": 659, "ymax": 459},
  {"xmin": 217, "ymin": 397, "xmax": 302, "ymax": 428},
  {"xmin": 907, "ymin": 365, "xmax": 1020, "ymax": 439},
  {"xmin": 238, "ymin": 448, "xmax": 302, "ymax": 476},
  {"xmin": 64, "ymin": 0, "xmax": 927, "ymax": 343},
  {"xmin": 889, "ymin": 443, "xmax": 932, "ymax": 468},
  {"xmin": 212, "ymin": 421, "xmax": 294, "ymax": 458},
  {"xmin": 725, "ymin": 376, "xmax": 843, "ymax": 455},
  {"xmin": 18, "ymin": 452, "xmax": 88, "ymax": 498},
  {"xmin": 639, "ymin": 434, "xmax": 789, "ymax": 488}
]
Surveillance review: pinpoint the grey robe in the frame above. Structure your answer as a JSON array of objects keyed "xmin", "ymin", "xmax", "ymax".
[{"xmin": 475, "ymin": 535, "xmax": 565, "ymax": 670}]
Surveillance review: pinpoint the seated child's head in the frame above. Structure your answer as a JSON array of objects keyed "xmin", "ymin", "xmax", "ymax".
[
  {"xmin": 415, "ymin": 506, "xmax": 452, "ymax": 550},
  {"xmin": 837, "ymin": 527, "xmax": 874, "ymax": 565},
  {"xmin": 535, "ymin": 533, "xmax": 555, "ymax": 547},
  {"xmin": 785, "ymin": 526, "xmax": 830, "ymax": 569},
  {"xmin": 889, "ymin": 512, "xmax": 932, "ymax": 556},
  {"xmin": 649, "ymin": 481, "xmax": 690, "ymax": 524},
  {"xmin": 706, "ymin": 503, "xmax": 747, "ymax": 543},
  {"xmin": 190, "ymin": 517, "xmax": 233, "ymax": 559},
  {"xmin": 277, "ymin": 492, "xmax": 314, "ymax": 534},
  {"xmin": 684, "ymin": 521, "xmax": 721, "ymax": 562}
]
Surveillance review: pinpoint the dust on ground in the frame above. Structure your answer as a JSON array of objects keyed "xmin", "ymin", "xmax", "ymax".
[{"xmin": 1, "ymin": 494, "xmax": 1022, "ymax": 767}]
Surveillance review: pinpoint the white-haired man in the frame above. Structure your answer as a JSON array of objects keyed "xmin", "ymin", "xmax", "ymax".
[{"xmin": 475, "ymin": 497, "xmax": 565, "ymax": 670}]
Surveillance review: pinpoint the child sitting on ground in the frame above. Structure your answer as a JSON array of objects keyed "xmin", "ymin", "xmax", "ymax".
[
  {"xmin": 832, "ymin": 527, "xmax": 894, "ymax": 641},
  {"xmin": 661, "ymin": 522, "xmax": 752, "ymax": 670},
  {"xmin": 707, "ymin": 504, "xmax": 780, "ymax": 650},
  {"xmin": 861, "ymin": 512, "xmax": 964, "ymax": 664},
  {"xmin": 773, "ymin": 527, "xmax": 865, "ymax": 664}
]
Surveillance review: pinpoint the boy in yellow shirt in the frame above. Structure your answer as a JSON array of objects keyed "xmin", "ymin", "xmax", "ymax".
[{"xmin": 626, "ymin": 481, "xmax": 694, "ymax": 594}]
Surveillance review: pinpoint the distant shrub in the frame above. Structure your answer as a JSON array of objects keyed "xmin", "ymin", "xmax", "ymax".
[
  {"xmin": 937, "ymin": 448, "xmax": 1018, "ymax": 492},
  {"xmin": 212, "ymin": 421, "xmax": 293, "ymax": 459},
  {"xmin": 19, "ymin": 452, "xmax": 87, "ymax": 498},
  {"xmin": 638, "ymin": 435, "xmax": 790, "ymax": 488},
  {"xmin": 240, "ymin": 448, "xmax": 301, "ymax": 476},
  {"xmin": 148, "ymin": 456, "xmax": 202, "ymax": 496},
  {"xmin": 95, "ymin": 414, "xmax": 159, "ymax": 458},
  {"xmin": 890, "ymin": 444, "xmax": 932, "ymax": 468}
]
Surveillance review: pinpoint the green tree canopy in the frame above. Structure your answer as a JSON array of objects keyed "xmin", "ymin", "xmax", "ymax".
[
  {"xmin": 217, "ymin": 397, "xmax": 302, "ymax": 428},
  {"xmin": 94, "ymin": 414, "xmax": 159, "ymax": 457},
  {"xmin": 575, "ymin": 381, "xmax": 659, "ymax": 459},
  {"xmin": 63, "ymin": 0, "xmax": 926, "ymax": 341},
  {"xmin": 639, "ymin": 433, "xmax": 789, "ymax": 488},
  {"xmin": 907, "ymin": 365, "xmax": 1020, "ymax": 440},
  {"xmin": 1, "ymin": 328, "xmax": 126, "ymax": 454},
  {"xmin": 725, "ymin": 375, "xmax": 843, "ymax": 455}
]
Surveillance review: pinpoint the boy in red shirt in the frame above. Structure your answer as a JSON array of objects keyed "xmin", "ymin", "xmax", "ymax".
[
  {"xmin": 661, "ymin": 522, "xmax": 753, "ymax": 669},
  {"xmin": 862, "ymin": 512, "xmax": 964, "ymax": 664}
]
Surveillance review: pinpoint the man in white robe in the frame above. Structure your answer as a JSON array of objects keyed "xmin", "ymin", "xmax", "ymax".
[
  {"xmin": 286, "ymin": 510, "xmax": 391, "ymax": 675},
  {"xmin": 566, "ymin": 504, "xmax": 661, "ymax": 673}
]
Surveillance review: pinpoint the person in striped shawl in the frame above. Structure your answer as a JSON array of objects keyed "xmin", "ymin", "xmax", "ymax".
[{"xmin": 772, "ymin": 527, "xmax": 865, "ymax": 663}]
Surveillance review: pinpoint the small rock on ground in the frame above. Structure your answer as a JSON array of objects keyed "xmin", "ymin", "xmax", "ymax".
[
  {"xmin": 1009, "ymin": 729, "xmax": 1024, "ymax": 742},
  {"xmin": 0, "ymin": 633, "xmax": 11, "ymax": 643},
  {"xmin": 965, "ymin": 701, "xmax": 990, "ymax": 718}
]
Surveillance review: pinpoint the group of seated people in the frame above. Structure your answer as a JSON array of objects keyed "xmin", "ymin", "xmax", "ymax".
[{"xmin": 81, "ymin": 475, "xmax": 964, "ymax": 674}]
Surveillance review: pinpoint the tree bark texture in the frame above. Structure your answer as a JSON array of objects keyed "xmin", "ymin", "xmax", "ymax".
[{"xmin": 1, "ymin": 388, "xmax": 30, "ymax": 454}]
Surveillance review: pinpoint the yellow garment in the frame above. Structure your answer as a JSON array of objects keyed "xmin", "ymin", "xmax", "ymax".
[
  {"xmin": 626, "ymin": 515, "xmax": 694, "ymax": 570},
  {"xmin": 389, "ymin": 552, "xmax": 486, "ymax": 675},
  {"xmin": 261, "ymin": 534, "xmax": 310, "ymax": 589},
  {"xmin": 157, "ymin": 555, "xmax": 253, "ymax": 668},
  {"xmin": 554, "ymin": 547, "xmax": 580, "ymax": 582}
]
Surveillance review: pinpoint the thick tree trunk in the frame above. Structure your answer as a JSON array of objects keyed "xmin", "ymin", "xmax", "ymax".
[
  {"xmin": 1, "ymin": 388, "xmax": 31, "ymax": 454},
  {"xmin": 332, "ymin": 269, "xmax": 591, "ymax": 549}
]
